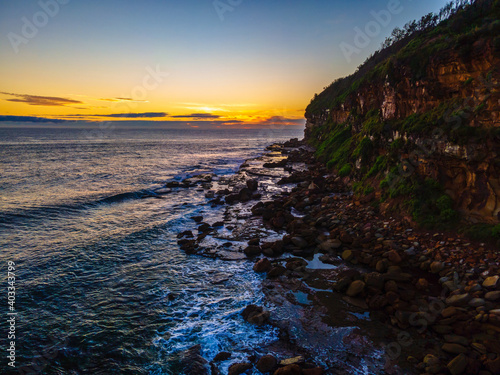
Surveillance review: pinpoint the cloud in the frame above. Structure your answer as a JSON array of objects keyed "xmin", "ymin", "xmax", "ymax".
[
  {"xmin": 171, "ymin": 113, "xmax": 221, "ymax": 119},
  {"xmin": 62, "ymin": 112, "xmax": 168, "ymax": 118},
  {"xmin": 0, "ymin": 115, "xmax": 67, "ymax": 123},
  {"xmin": 1, "ymin": 92, "xmax": 82, "ymax": 106},
  {"xmin": 99, "ymin": 112, "xmax": 168, "ymax": 118},
  {"xmin": 99, "ymin": 97, "xmax": 147, "ymax": 103}
]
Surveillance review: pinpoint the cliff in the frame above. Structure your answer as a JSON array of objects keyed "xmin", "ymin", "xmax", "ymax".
[{"xmin": 305, "ymin": 0, "xmax": 500, "ymax": 231}]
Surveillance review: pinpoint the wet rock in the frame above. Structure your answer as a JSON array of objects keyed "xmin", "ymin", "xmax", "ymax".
[
  {"xmin": 318, "ymin": 238, "xmax": 342, "ymax": 251},
  {"xmin": 273, "ymin": 364, "xmax": 302, "ymax": 375},
  {"xmin": 180, "ymin": 345, "xmax": 210, "ymax": 375},
  {"xmin": 166, "ymin": 181, "xmax": 180, "ymax": 188},
  {"xmin": 346, "ymin": 280, "xmax": 365, "ymax": 297},
  {"xmin": 256, "ymin": 355, "xmax": 278, "ymax": 373},
  {"xmin": 248, "ymin": 238, "xmax": 260, "ymax": 246},
  {"xmin": 447, "ymin": 353, "xmax": 468, "ymax": 375},
  {"xmin": 253, "ymin": 258, "xmax": 272, "ymax": 273},
  {"xmin": 483, "ymin": 275, "xmax": 499, "ymax": 288},
  {"xmin": 286, "ymin": 258, "xmax": 307, "ymax": 271},
  {"xmin": 213, "ymin": 352, "xmax": 231, "ymax": 362},
  {"xmin": 291, "ymin": 237, "xmax": 308, "ymax": 249},
  {"xmin": 205, "ymin": 191, "xmax": 215, "ymax": 198},
  {"xmin": 267, "ymin": 266, "xmax": 286, "ymax": 278},
  {"xmin": 177, "ymin": 230, "xmax": 194, "ymax": 238},
  {"xmin": 246, "ymin": 179, "xmax": 258, "ymax": 191},
  {"xmin": 191, "ymin": 215, "xmax": 203, "ymax": 223},
  {"xmin": 228, "ymin": 362, "xmax": 253, "ymax": 375},
  {"xmin": 198, "ymin": 223, "xmax": 211, "ymax": 233},
  {"xmin": 251, "ymin": 202, "xmax": 265, "ymax": 215},
  {"xmin": 241, "ymin": 305, "xmax": 270, "ymax": 326},
  {"xmin": 244, "ymin": 246, "xmax": 262, "ymax": 257},
  {"xmin": 238, "ymin": 187, "xmax": 252, "ymax": 202}
]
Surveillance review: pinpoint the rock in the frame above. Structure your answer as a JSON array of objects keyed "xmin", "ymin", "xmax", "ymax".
[
  {"xmin": 441, "ymin": 306, "xmax": 459, "ymax": 318},
  {"xmin": 279, "ymin": 356, "xmax": 304, "ymax": 366},
  {"xmin": 177, "ymin": 230, "xmax": 194, "ymax": 238},
  {"xmin": 244, "ymin": 246, "xmax": 262, "ymax": 257},
  {"xmin": 483, "ymin": 275, "xmax": 499, "ymax": 288},
  {"xmin": 180, "ymin": 345, "xmax": 210, "ymax": 375},
  {"xmin": 291, "ymin": 237, "xmax": 308, "ymax": 249},
  {"xmin": 273, "ymin": 364, "xmax": 302, "ymax": 375},
  {"xmin": 444, "ymin": 335, "xmax": 469, "ymax": 346},
  {"xmin": 485, "ymin": 356, "xmax": 500, "ymax": 374},
  {"xmin": 256, "ymin": 355, "xmax": 278, "ymax": 373},
  {"xmin": 342, "ymin": 296, "xmax": 368, "ymax": 309},
  {"xmin": 191, "ymin": 215, "xmax": 204, "ymax": 222},
  {"xmin": 384, "ymin": 280, "xmax": 398, "ymax": 293},
  {"xmin": 447, "ymin": 354, "xmax": 468, "ymax": 375},
  {"xmin": 364, "ymin": 272, "xmax": 385, "ymax": 290},
  {"xmin": 430, "ymin": 261, "xmax": 444, "ymax": 273},
  {"xmin": 198, "ymin": 223, "xmax": 211, "ymax": 232},
  {"xmin": 468, "ymin": 298, "xmax": 485, "ymax": 307},
  {"xmin": 416, "ymin": 278, "xmax": 429, "ymax": 290},
  {"xmin": 376, "ymin": 259, "xmax": 388, "ymax": 273},
  {"xmin": 267, "ymin": 266, "xmax": 286, "ymax": 278},
  {"xmin": 241, "ymin": 305, "xmax": 269, "ymax": 326},
  {"xmin": 302, "ymin": 369, "xmax": 324, "ymax": 375},
  {"xmin": 213, "ymin": 352, "xmax": 231, "ymax": 362},
  {"xmin": 387, "ymin": 250, "xmax": 402, "ymax": 264},
  {"xmin": 228, "ymin": 362, "xmax": 253, "ymax": 375},
  {"xmin": 446, "ymin": 294, "xmax": 471, "ymax": 306},
  {"xmin": 246, "ymin": 179, "xmax": 258, "ymax": 191},
  {"xmin": 346, "ymin": 280, "xmax": 365, "ymax": 297},
  {"xmin": 485, "ymin": 291, "xmax": 500, "ymax": 301},
  {"xmin": 319, "ymin": 239, "xmax": 342, "ymax": 251},
  {"xmin": 442, "ymin": 343, "xmax": 467, "ymax": 354},
  {"xmin": 341, "ymin": 250, "xmax": 353, "ymax": 261},
  {"xmin": 253, "ymin": 258, "xmax": 272, "ymax": 273}
]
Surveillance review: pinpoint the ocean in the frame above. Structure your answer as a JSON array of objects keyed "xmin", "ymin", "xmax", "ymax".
[{"xmin": 0, "ymin": 126, "xmax": 304, "ymax": 374}]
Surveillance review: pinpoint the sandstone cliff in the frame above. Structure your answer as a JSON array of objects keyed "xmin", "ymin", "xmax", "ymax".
[{"xmin": 305, "ymin": 0, "xmax": 500, "ymax": 227}]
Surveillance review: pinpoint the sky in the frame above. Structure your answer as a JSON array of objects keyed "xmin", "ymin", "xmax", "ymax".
[{"xmin": 0, "ymin": 0, "xmax": 450, "ymax": 128}]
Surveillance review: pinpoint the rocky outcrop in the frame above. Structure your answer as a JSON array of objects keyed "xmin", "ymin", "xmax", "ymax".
[{"xmin": 305, "ymin": 9, "xmax": 500, "ymax": 224}]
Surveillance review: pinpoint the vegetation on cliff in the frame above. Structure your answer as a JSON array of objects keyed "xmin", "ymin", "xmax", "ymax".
[{"xmin": 305, "ymin": 0, "xmax": 500, "ymax": 238}]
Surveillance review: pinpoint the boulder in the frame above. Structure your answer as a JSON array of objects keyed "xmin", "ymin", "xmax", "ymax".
[
  {"xmin": 256, "ymin": 355, "xmax": 278, "ymax": 373},
  {"xmin": 273, "ymin": 364, "xmax": 302, "ymax": 375},
  {"xmin": 253, "ymin": 258, "xmax": 272, "ymax": 273},
  {"xmin": 228, "ymin": 362, "xmax": 253, "ymax": 375},
  {"xmin": 241, "ymin": 305, "xmax": 270, "ymax": 326}
]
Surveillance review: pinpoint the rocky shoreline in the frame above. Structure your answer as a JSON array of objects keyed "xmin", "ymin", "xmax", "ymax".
[{"xmin": 175, "ymin": 139, "xmax": 500, "ymax": 375}]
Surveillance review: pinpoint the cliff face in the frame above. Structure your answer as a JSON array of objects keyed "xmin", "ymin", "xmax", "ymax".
[{"xmin": 305, "ymin": 1, "xmax": 500, "ymax": 225}]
